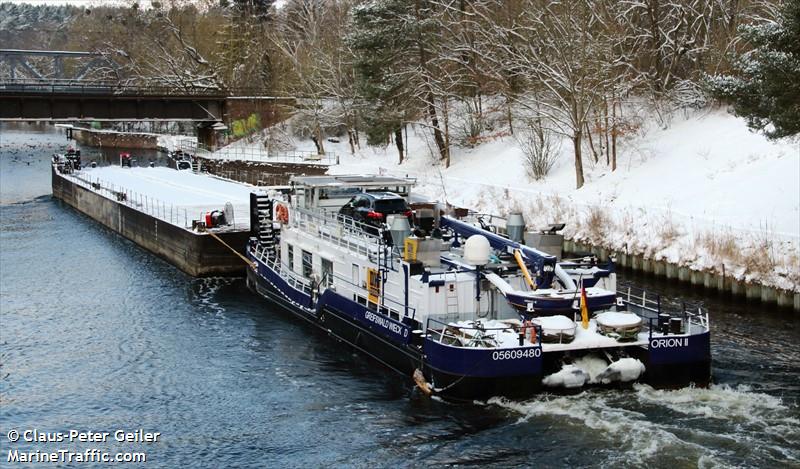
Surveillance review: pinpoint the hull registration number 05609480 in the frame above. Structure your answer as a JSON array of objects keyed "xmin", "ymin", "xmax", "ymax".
[{"xmin": 492, "ymin": 348, "xmax": 541, "ymax": 361}]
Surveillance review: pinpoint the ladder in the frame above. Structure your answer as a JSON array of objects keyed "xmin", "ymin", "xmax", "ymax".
[
  {"xmin": 445, "ymin": 271, "xmax": 459, "ymax": 320},
  {"xmin": 253, "ymin": 195, "xmax": 276, "ymax": 251}
]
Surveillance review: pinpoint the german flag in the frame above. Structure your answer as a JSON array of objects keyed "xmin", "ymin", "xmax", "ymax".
[{"xmin": 580, "ymin": 286, "xmax": 589, "ymax": 329}]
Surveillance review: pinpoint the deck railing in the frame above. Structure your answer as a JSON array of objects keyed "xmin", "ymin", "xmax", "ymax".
[
  {"xmin": 62, "ymin": 168, "xmax": 245, "ymax": 231},
  {"xmin": 291, "ymin": 206, "xmax": 384, "ymax": 258},
  {"xmin": 617, "ymin": 282, "xmax": 710, "ymax": 338},
  {"xmin": 176, "ymin": 140, "xmax": 339, "ymax": 166},
  {"xmin": 425, "ymin": 317, "xmax": 543, "ymax": 348},
  {"xmin": 250, "ymin": 242, "xmax": 313, "ymax": 295}
]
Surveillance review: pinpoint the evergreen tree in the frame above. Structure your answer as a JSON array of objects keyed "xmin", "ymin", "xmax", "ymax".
[
  {"xmin": 348, "ymin": 0, "xmax": 446, "ymax": 163},
  {"xmin": 708, "ymin": 1, "xmax": 800, "ymax": 140}
]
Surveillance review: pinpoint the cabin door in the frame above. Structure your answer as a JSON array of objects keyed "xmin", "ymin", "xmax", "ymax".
[{"xmin": 367, "ymin": 268, "xmax": 381, "ymax": 306}]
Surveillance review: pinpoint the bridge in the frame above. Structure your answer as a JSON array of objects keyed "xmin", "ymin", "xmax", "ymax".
[{"xmin": 0, "ymin": 49, "xmax": 287, "ymax": 124}]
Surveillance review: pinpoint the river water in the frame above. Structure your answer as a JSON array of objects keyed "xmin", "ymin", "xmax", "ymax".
[{"xmin": 1, "ymin": 125, "xmax": 798, "ymax": 468}]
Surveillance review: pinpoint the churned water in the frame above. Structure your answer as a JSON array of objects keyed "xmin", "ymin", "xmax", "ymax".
[{"xmin": 1, "ymin": 125, "xmax": 798, "ymax": 468}]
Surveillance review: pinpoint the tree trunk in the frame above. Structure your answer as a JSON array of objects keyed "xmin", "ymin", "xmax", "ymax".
[
  {"xmin": 395, "ymin": 128, "xmax": 404, "ymax": 164},
  {"xmin": 611, "ymin": 100, "xmax": 618, "ymax": 171},
  {"xmin": 313, "ymin": 123, "xmax": 325, "ymax": 155},
  {"xmin": 348, "ymin": 129, "xmax": 356, "ymax": 154},
  {"xmin": 311, "ymin": 135, "xmax": 322, "ymax": 155},
  {"xmin": 443, "ymin": 98, "xmax": 451, "ymax": 168},
  {"xmin": 585, "ymin": 121, "xmax": 599, "ymax": 163},
  {"xmin": 604, "ymin": 98, "xmax": 611, "ymax": 166},
  {"xmin": 426, "ymin": 90, "xmax": 447, "ymax": 161},
  {"xmin": 573, "ymin": 128, "xmax": 585, "ymax": 189},
  {"xmin": 414, "ymin": 0, "xmax": 446, "ymax": 162},
  {"xmin": 506, "ymin": 97, "xmax": 514, "ymax": 135}
]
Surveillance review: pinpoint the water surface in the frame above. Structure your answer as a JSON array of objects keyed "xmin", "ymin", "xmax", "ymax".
[{"xmin": 1, "ymin": 124, "xmax": 798, "ymax": 468}]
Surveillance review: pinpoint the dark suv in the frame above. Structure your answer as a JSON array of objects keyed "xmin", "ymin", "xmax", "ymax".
[{"xmin": 339, "ymin": 192, "xmax": 412, "ymax": 230}]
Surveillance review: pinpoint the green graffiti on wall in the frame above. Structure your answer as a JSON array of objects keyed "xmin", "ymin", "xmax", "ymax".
[{"xmin": 230, "ymin": 113, "xmax": 261, "ymax": 137}]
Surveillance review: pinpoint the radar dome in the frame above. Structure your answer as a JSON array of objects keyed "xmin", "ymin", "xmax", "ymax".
[{"xmin": 463, "ymin": 235, "xmax": 491, "ymax": 266}]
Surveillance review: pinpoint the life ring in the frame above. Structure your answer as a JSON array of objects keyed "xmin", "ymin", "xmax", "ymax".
[{"xmin": 275, "ymin": 203, "xmax": 289, "ymax": 224}]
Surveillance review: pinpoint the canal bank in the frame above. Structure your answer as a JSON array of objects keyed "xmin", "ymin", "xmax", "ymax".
[
  {"xmin": 563, "ymin": 239, "xmax": 799, "ymax": 312},
  {"xmin": 51, "ymin": 165, "xmax": 251, "ymax": 277}
]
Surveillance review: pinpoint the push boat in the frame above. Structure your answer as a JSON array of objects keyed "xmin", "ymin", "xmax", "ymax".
[{"xmin": 245, "ymin": 175, "xmax": 711, "ymax": 399}]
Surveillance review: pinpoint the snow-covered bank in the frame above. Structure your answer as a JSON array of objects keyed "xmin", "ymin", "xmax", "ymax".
[{"xmin": 297, "ymin": 108, "xmax": 799, "ymax": 292}]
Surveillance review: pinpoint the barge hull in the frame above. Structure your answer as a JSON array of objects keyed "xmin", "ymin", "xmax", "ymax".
[{"xmin": 51, "ymin": 167, "xmax": 249, "ymax": 277}]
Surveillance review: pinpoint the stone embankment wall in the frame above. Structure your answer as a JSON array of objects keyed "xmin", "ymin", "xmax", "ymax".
[
  {"xmin": 195, "ymin": 157, "xmax": 329, "ymax": 185},
  {"xmin": 71, "ymin": 128, "xmax": 159, "ymax": 150}
]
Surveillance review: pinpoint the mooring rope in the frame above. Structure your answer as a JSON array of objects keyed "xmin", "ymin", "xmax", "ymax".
[{"xmin": 205, "ymin": 230, "xmax": 256, "ymax": 269}]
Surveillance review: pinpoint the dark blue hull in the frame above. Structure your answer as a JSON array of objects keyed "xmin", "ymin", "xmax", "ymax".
[{"xmin": 246, "ymin": 252, "xmax": 711, "ymax": 397}]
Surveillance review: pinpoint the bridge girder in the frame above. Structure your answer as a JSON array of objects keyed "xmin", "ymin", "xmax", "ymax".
[{"xmin": 0, "ymin": 94, "xmax": 226, "ymax": 122}]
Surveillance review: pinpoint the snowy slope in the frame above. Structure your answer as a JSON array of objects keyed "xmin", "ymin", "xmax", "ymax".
[{"xmin": 223, "ymin": 108, "xmax": 800, "ymax": 291}]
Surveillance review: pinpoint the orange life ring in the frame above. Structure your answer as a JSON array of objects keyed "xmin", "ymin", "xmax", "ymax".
[{"xmin": 275, "ymin": 203, "xmax": 289, "ymax": 224}]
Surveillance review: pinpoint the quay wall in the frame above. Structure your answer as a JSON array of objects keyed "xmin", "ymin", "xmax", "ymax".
[
  {"xmin": 71, "ymin": 128, "xmax": 159, "ymax": 150},
  {"xmin": 563, "ymin": 240, "xmax": 799, "ymax": 312},
  {"xmin": 195, "ymin": 157, "xmax": 329, "ymax": 185},
  {"xmin": 51, "ymin": 168, "xmax": 250, "ymax": 277}
]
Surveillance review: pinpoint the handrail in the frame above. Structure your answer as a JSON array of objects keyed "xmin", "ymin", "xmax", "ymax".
[
  {"xmin": 63, "ymin": 168, "xmax": 197, "ymax": 229},
  {"xmin": 617, "ymin": 282, "xmax": 710, "ymax": 337},
  {"xmin": 425, "ymin": 317, "xmax": 543, "ymax": 347},
  {"xmin": 251, "ymin": 242, "xmax": 313, "ymax": 295},
  {"xmin": 291, "ymin": 206, "xmax": 385, "ymax": 258},
  {"xmin": 327, "ymin": 271, "xmax": 414, "ymax": 319},
  {"xmin": 176, "ymin": 140, "xmax": 338, "ymax": 165}
]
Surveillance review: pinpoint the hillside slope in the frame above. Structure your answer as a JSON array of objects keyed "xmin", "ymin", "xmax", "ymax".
[{"xmin": 237, "ymin": 108, "xmax": 800, "ymax": 291}]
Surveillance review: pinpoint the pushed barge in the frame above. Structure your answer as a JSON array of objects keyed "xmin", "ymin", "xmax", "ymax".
[{"xmin": 246, "ymin": 176, "xmax": 711, "ymax": 399}]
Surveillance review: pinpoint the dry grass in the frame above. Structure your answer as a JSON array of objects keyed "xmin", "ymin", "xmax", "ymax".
[
  {"xmin": 741, "ymin": 230, "xmax": 778, "ymax": 279},
  {"xmin": 696, "ymin": 230, "xmax": 740, "ymax": 264},
  {"xmin": 697, "ymin": 228, "xmax": 780, "ymax": 279},
  {"xmin": 584, "ymin": 206, "xmax": 610, "ymax": 243},
  {"xmin": 656, "ymin": 214, "xmax": 682, "ymax": 246}
]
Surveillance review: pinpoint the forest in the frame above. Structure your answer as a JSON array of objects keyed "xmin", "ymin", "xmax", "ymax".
[{"xmin": 1, "ymin": 0, "xmax": 796, "ymax": 188}]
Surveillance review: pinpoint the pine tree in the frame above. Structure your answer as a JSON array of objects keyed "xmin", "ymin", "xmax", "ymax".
[
  {"xmin": 348, "ymin": 0, "xmax": 447, "ymax": 164},
  {"xmin": 708, "ymin": 1, "xmax": 800, "ymax": 140}
]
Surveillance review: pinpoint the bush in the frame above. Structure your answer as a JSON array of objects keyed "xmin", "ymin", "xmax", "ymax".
[{"xmin": 516, "ymin": 118, "xmax": 561, "ymax": 180}]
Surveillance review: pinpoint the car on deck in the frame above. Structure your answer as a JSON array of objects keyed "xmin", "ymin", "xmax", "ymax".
[{"xmin": 338, "ymin": 192, "xmax": 412, "ymax": 230}]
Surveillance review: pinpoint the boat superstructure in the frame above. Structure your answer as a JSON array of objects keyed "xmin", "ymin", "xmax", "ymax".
[{"xmin": 245, "ymin": 175, "xmax": 711, "ymax": 399}]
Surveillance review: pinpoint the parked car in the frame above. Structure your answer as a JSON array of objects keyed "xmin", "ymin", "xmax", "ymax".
[{"xmin": 338, "ymin": 192, "xmax": 412, "ymax": 232}]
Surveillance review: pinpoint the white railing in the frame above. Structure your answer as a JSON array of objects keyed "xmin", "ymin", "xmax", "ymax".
[
  {"xmin": 291, "ymin": 206, "xmax": 384, "ymax": 258},
  {"xmin": 177, "ymin": 141, "xmax": 339, "ymax": 165},
  {"xmin": 64, "ymin": 169, "xmax": 245, "ymax": 231},
  {"xmin": 251, "ymin": 242, "xmax": 313, "ymax": 295}
]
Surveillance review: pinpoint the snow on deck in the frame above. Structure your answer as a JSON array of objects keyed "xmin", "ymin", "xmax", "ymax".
[{"xmin": 78, "ymin": 166, "xmax": 254, "ymax": 230}]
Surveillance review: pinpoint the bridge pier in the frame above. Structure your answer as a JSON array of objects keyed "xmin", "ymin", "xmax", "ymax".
[{"xmin": 197, "ymin": 123, "xmax": 220, "ymax": 151}]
